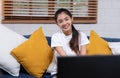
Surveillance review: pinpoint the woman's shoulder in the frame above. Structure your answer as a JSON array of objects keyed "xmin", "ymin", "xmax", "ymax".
[
  {"xmin": 52, "ymin": 31, "xmax": 63, "ymax": 37},
  {"xmin": 77, "ymin": 30, "xmax": 87, "ymax": 36}
]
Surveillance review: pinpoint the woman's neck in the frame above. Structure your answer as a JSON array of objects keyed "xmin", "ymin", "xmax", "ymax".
[{"xmin": 63, "ymin": 30, "xmax": 72, "ymax": 36}]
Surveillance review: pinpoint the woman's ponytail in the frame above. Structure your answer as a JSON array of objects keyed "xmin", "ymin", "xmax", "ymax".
[{"xmin": 69, "ymin": 25, "xmax": 80, "ymax": 54}]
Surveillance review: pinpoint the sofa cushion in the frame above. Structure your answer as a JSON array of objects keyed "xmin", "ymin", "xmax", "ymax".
[
  {"xmin": 108, "ymin": 42, "xmax": 120, "ymax": 55},
  {"xmin": 11, "ymin": 27, "xmax": 53, "ymax": 78},
  {"xmin": 24, "ymin": 35, "xmax": 51, "ymax": 46},
  {"xmin": 0, "ymin": 25, "xmax": 27, "ymax": 76},
  {"xmin": 2, "ymin": 73, "xmax": 34, "ymax": 78},
  {"xmin": 87, "ymin": 30, "xmax": 112, "ymax": 55},
  {"xmin": 0, "ymin": 68, "xmax": 51, "ymax": 78}
]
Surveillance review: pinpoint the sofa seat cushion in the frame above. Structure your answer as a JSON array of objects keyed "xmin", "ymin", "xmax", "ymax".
[
  {"xmin": 2, "ymin": 73, "xmax": 34, "ymax": 78},
  {"xmin": 0, "ymin": 69, "xmax": 51, "ymax": 78}
]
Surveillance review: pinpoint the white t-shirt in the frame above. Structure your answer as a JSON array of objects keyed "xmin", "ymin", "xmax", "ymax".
[{"xmin": 47, "ymin": 31, "xmax": 89, "ymax": 75}]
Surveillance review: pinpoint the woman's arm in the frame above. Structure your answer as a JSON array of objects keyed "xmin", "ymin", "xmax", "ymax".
[
  {"xmin": 53, "ymin": 46, "xmax": 67, "ymax": 56},
  {"xmin": 79, "ymin": 45, "xmax": 87, "ymax": 55}
]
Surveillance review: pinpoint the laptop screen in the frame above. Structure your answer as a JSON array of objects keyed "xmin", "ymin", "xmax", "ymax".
[{"xmin": 57, "ymin": 55, "xmax": 120, "ymax": 78}]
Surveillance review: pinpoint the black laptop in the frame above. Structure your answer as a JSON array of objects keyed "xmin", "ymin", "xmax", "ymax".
[{"xmin": 57, "ymin": 55, "xmax": 120, "ymax": 78}]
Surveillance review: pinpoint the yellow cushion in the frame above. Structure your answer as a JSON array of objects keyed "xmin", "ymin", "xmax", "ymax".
[
  {"xmin": 11, "ymin": 27, "xmax": 53, "ymax": 78},
  {"xmin": 87, "ymin": 30, "xmax": 112, "ymax": 55}
]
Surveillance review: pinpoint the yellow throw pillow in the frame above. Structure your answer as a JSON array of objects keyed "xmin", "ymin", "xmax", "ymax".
[
  {"xmin": 11, "ymin": 27, "xmax": 53, "ymax": 78},
  {"xmin": 87, "ymin": 30, "xmax": 112, "ymax": 55}
]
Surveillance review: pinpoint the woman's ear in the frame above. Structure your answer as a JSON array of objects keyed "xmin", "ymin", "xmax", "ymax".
[
  {"xmin": 55, "ymin": 21, "xmax": 58, "ymax": 25},
  {"xmin": 72, "ymin": 17, "xmax": 74, "ymax": 23},
  {"xmin": 72, "ymin": 17, "xmax": 74, "ymax": 21},
  {"xmin": 55, "ymin": 22, "xmax": 58, "ymax": 25}
]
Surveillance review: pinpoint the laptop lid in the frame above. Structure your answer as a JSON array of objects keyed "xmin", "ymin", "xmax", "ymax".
[{"xmin": 57, "ymin": 55, "xmax": 120, "ymax": 78}]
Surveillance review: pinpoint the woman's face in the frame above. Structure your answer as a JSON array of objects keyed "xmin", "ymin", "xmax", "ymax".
[{"xmin": 56, "ymin": 12, "xmax": 73, "ymax": 35}]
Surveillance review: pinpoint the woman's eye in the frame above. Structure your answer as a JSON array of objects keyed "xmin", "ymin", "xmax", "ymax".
[
  {"xmin": 65, "ymin": 17, "xmax": 69, "ymax": 21},
  {"xmin": 58, "ymin": 20, "xmax": 63, "ymax": 23},
  {"xmin": 65, "ymin": 18, "xmax": 69, "ymax": 21}
]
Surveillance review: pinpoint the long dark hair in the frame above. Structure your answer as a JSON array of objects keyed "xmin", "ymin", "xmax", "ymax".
[{"xmin": 55, "ymin": 8, "xmax": 80, "ymax": 54}]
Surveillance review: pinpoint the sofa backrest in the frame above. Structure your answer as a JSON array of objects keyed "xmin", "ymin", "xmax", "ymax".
[
  {"xmin": 24, "ymin": 35, "xmax": 120, "ymax": 46},
  {"xmin": 102, "ymin": 37, "xmax": 120, "ymax": 42},
  {"xmin": 24, "ymin": 35, "xmax": 51, "ymax": 46},
  {"xmin": 87, "ymin": 36, "xmax": 120, "ymax": 42}
]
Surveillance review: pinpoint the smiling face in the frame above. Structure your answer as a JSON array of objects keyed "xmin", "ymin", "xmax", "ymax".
[{"xmin": 56, "ymin": 12, "xmax": 73, "ymax": 35}]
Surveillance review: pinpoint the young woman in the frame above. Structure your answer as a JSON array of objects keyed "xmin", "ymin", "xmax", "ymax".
[{"xmin": 46, "ymin": 8, "xmax": 89, "ymax": 78}]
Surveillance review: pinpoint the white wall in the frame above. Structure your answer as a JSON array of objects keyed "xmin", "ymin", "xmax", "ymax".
[{"xmin": 0, "ymin": 0, "xmax": 120, "ymax": 38}]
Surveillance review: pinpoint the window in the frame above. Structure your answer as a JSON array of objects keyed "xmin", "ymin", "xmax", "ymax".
[{"xmin": 2, "ymin": 0, "xmax": 97, "ymax": 24}]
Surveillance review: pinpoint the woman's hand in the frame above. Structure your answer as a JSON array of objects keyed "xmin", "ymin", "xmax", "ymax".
[{"xmin": 54, "ymin": 46, "xmax": 67, "ymax": 56}]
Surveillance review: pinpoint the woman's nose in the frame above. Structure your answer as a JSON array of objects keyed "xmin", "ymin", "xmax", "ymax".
[{"xmin": 62, "ymin": 20, "xmax": 67, "ymax": 25}]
